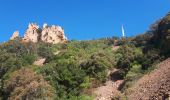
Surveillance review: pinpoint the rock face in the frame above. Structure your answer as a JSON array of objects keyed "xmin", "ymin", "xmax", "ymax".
[
  {"xmin": 10, "ymin": 31, "xmax": 19, "ymax": 40},
  {"xmin": 23, "ymin": 23, "xmax": 40, "ymax": 43},
  {"xmin": 21, "ymin": 23, "xmax": 67, "ymax": 44},
  {"xmin": 41, "ymin": 24, "xmax": 67, "ymax": 44}
]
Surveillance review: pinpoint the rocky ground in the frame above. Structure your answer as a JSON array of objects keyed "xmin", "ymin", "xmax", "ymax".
[
  {"xmin": 127, "ymin": 58, "xmax": 170, "ymax": 100},
  {"xmin": 94, "ymin": 69, "xmax": 124, "ymax": 100},
  {"xmin": 94, "ymin": 80, "xmax": 123, "ymax": 100},
  {"xmin": 94, "ymin": 58, "xmax": 170, "ymax": 100},
  {"xmin": 33, "ymin": 58, "xmax": 46, "ymax": 66}
]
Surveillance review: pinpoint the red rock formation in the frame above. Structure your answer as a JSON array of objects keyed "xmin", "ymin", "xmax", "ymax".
[
  {"xmin": 10, "ymin": 31, "xmax": 19, "ymax": 40},
  {"xmin": 21, "ymin": 23, "xmax": 67, "ymax": 44},
  {"xmin": 22, "ymin": 23, "xmax": 40, "ymax": 43},
  {"xmin": 41, "ymin": 24, "xmax": 67, "ymax": 44}
]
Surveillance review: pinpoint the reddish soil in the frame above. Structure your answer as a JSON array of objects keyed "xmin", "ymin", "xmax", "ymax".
[
  {"xmin": 94, "ymin": 69, "xmax": 124, "ymax": 100},
  {"xmin": 127, "ymin": 58, "xmax": 170, "ymax": 100}
]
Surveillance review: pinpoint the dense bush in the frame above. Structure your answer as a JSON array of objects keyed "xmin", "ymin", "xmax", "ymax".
[
  {"xmin": 37, "ymin": 42, "xmax": 54, "ymax": 58},
  {"xmin": 0, "ymin": 50, "xmax": 21, "ymax": 79},
  {"xmin": 80, "ymin": 52, "xmax": 115, "ymax": 82},
  {"xmin": 1, "ymin": 39, "xmax": 37, "ymax": 55},
  {"xmin": 3, "ymin": 68, "xmax": 55, "ymax": 100},
  {"xmin": 36, "ymin": 62, "xmax": 88, "ymax": 99},
  {"xmin": 115, "ymin": 44, "xmax": 143, "ymax": 72}
]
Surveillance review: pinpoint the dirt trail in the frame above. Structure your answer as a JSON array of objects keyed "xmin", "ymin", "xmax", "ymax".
[
  {"xmin": 93, "ymin": 46, "xmax": 123, "ymax": 100},
  {"xmin": 94, "ymin": 80, "xmax": 123, "ymax": 100},
  {"xmin": 127, "ymin": 58, "xmax": 170, "ymax": 100},
  {"xmin": 94, "ymin": 69, "xmax": 124, "ymax": 100}
]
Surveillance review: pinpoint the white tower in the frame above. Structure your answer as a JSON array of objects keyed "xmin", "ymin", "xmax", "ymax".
[{"xmin": 122, "ymin": 25, "xmax": 126, "ymax": 37}]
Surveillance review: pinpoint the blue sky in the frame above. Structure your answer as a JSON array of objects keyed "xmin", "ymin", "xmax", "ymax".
[{"xmin": 0, "ymin": 0, "xmax": 170, "ymax": 42}]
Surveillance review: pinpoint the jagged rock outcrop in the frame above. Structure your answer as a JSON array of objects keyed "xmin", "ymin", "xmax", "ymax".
[
  {"xmin": 22, "ymin": 23, "xmax": 40, "ymax": 43},
  {"xmin": 10, "ymin": 31, "xmax": 19, "ymax": 40},
  {"xmin": 21, "ymin": 23, "xmax": 67, "ymax": 44},
  {"xmin": 41, "ymin": 24, "xmax": 67, "ymax": 44}
]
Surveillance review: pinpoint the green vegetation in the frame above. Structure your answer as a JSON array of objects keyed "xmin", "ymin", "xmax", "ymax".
[
  {"xmin": 0, "ymin": 38, "xmax": 116, "ymax": 99},
  {"xmin": 4, "ymin": 68, "xmax": 55, "ymax": 100}
]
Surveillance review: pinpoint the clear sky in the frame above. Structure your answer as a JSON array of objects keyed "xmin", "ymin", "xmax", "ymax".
[{"xmin": 0, "ymin": 0, "xmax": 170, "ymax": 42}]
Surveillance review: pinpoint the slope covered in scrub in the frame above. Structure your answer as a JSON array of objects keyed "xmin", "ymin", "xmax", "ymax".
[{"xmin": 1, "ymin": 11, "xmax": 170, "ymax": 100}]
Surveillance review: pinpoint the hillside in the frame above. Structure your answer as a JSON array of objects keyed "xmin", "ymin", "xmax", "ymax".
[
  {"xmin": 0, "ymin": 12, "xmax": 170, "ymax": 100},
  {"xmin": 127, "ymin": 58, "xmax": 170, "ymax": 100}
]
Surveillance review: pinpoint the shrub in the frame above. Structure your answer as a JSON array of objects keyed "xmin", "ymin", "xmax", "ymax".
[
  {"xmin": 115, "ymin": 44, "xmax": 143, "ymax": 77},
  {"xmin": 80, "ymin": 52, "xmax": 112, "ymax": 82},
  {"xmin": 36, "ymin": 61, "xmax": 89, "ymax": 99},
  {"xmin": 3, "ymin": 68, "xmax": 55, "ymax": 100},
  {"xmin": 2, "ymin": 39, "xmax": 37, "ymax": 56},
  {"xmin": 20, "ymin": 54, "xmax": 37, "ymax": 66}
]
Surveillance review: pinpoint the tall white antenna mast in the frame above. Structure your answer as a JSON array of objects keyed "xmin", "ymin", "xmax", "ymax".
[{"xmin": 122, "ymin": 25, "xmax": 125, "ymax": 37}]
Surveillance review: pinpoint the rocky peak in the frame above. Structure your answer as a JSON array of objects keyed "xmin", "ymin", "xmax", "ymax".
[
  {"xmin": 41, "ymin": 23, "xmax": 67, "ymax": 44},
  {"xmin": 22, "ymin": 23, "xmax": 40, "ymax": 43},
  {"xmin": 10, "ymin": 31, "xmax": 19, "ymax": 40},
  {"xmin": 43, "ymin": 23, "xmax": 48, "ymax": 28},
  {"xmin": 19, "ymin": 23, "xmax": 67, "ymax": 44}
]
